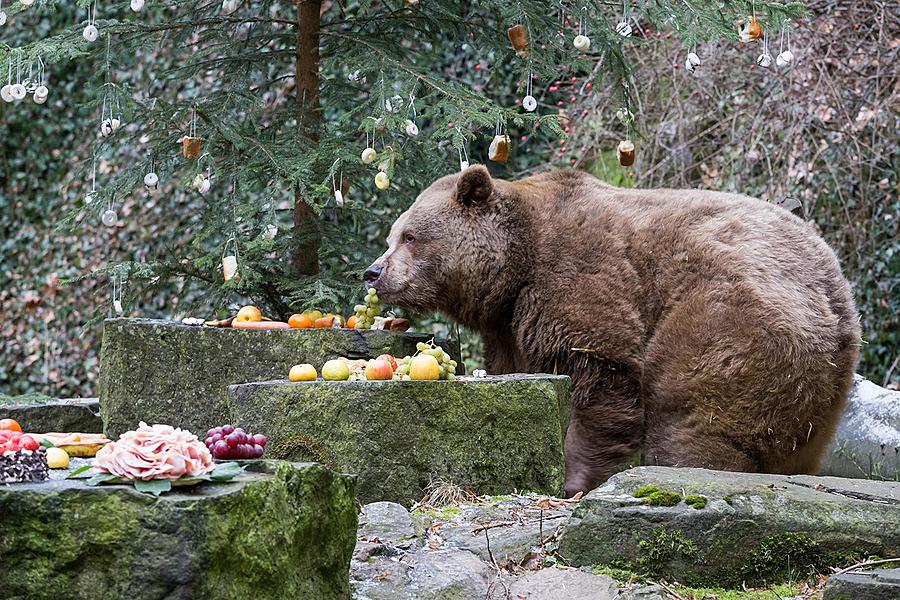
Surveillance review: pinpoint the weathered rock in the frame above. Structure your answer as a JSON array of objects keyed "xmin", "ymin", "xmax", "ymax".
[
  {"xmin": 559, "ymin": 466, "xmax": 900, "ymax": 587},
  {"xmin": 99, "ymin": 318, "xmax": 450, "ymax": 438},
  {"xmin": 0, "ymin": 460, "xmax": 357, "ymax": 600},
  {"xmin": 0, "ymin": 397, "xmax": 102, "ymax": 433},
  {"xmin": 824, "ymin": 568, "xmax": 900, "ymax": 600},
  {"xmin": 228, "ymin": 375, "xmax": 570, "ymax": 504},
  {"xmin": 507, "ymin": 568, "xmax": 619, "ymax": 600},
  {"xmin": 822, "ymin": 375, "xmax": 900, "ymax": 480},
  {"xmin": 352, "ymin": 548, "xmax": 495, "ymax": 600},
  {"xmin": 359, "ymin": 502, "xmax": 417, "ymax": 546}
]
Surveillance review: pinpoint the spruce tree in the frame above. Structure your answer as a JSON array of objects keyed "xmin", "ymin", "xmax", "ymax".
[{"xmin": 1, "ymin": 0, "xmax": 806, "ymax": 319}]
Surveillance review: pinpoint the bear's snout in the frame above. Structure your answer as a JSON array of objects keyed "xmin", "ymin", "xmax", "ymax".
[{"xmin": 363, "ymin": 263, "xmax": 383, "ymax": 287}]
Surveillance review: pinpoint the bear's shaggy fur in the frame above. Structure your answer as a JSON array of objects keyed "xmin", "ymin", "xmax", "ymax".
[{"xmin": 365, "ymin": 166, "xmax": 860, "ymax": 496}]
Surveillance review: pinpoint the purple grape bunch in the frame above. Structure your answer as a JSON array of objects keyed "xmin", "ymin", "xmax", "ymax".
[{"xmin": 204, "ymin": 424, "xmax": 267, "ymax": 459}]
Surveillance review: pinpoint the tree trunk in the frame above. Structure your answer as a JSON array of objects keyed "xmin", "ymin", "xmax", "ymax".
[{"xmin": 292, "ymin": 0, "xmax": 322, "ymax": 276}]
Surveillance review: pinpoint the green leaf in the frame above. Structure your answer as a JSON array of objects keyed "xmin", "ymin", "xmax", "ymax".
[
  {"xmin": 67, "ymin": 464, "xmax": 94, "ymax": 479},
  {"xmin": 85, "ymin": 473, "xmax": 120, "ymax": 486},
  {"xmin": 133, "ymin": 478, "xmax": 173, "ymax": 496},
  {"xmin": 38, "ymin": 438, "xmax": 55, "ymax": 448},
  {"xmin": 209, "ymin": 462, "xmax": 244, "ymax": 481}
]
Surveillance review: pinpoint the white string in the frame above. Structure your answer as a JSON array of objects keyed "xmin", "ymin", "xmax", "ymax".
[{"xmin": 91, "ymin": 153, "xmax": 97, "ymax": 192}]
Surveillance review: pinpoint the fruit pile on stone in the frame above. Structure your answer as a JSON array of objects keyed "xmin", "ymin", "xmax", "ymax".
[
  {"xmin": 204, "ymin": 425, "xmax": 267, "ymax": 459},
  {"xmin": 288, "ymin": 340, "xmax": 458, "ymax": 382},
  {"xmin": 0, "ymin": 421, "xmax": 49, "ymax": 483}
]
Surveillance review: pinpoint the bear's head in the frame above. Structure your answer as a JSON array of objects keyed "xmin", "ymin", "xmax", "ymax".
[{"xmin": 364, "ymin": 165, "xmax": 529, "ymax": 329}]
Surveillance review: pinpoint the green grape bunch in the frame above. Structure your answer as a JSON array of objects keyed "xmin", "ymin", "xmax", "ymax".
[
  {"xmin": 353, "ymin": 288, "xmax": 381, "ymax": 329},
  {"xmin": 396, "ymin": 339, "xmax": 458, "ymax": 380}
]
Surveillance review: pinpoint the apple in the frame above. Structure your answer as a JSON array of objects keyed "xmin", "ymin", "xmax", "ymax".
[
  {"xmin": 365, "ymin": 359, "xmax": 394, "ymax": 381},
  {"xmin": 235, "ymin": 305, "xmax": 262, "ymax": 322},
  {"xmin": 376, "ymin": 354, "xmax": 398, "ymax": 372},
  {"xmin": 322, "ymin": 359, "xmax": 351, "ymax": 381},
  {"xmin": 289, "ymin": 364, "xmax": 317, "ymax": 382},
  {"xmin": 410, "ymin": 354, "xmax": 441, "ymax": 380}
]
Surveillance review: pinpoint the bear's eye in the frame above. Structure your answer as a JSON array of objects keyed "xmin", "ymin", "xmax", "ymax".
[{"xmin": 403, "ymin": 232, "xmax": 416, "ymax": 244}]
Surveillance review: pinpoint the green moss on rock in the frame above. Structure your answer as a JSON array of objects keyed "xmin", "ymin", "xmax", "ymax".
[
  {"xmin": 99, "ymin": 318, "xmax": 451, "ymax": 438},
  {"xmin": 685, "ymin": 494, "xmax": 707, "ymax": 509},
  {"xmin": 633, "ymin": 485, "xmax": 681, "ymax": 507},
  {"xmin": 228, "ymin": 375, "xmax": 571, "ymax": 504},
  {"xmin": 0, "ymin": 461, "xmax": 357, "ymax": 600}
]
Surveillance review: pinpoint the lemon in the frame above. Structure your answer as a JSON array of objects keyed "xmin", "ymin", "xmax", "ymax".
[{"xmin": 46, "ymin": 447, "xmax": 70, "ymax": 469}]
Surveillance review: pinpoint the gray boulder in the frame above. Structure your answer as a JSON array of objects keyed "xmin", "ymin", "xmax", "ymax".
[
  {"xmin": 559, "ymin": 466, "xmax": 900, "ymax": 587},
  {"xmin": 0, "ymin": 397, "xmax": 102, "ymax": 433},
  {"xmin": 822, "ymin": 375, "xmax": 900, "ymax": 480},
  {"xmin": 824, "ymin": 568, "xmax": 900, "ymax": 600}
]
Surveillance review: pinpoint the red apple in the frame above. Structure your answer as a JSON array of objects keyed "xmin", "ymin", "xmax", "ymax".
[
  {"xmin": 365, "ymin": 359, "xmax": 394, "ymax": 381},
  {"xmin": 376, "ymin": 354, "xmax": 398, "ymax": 372}
]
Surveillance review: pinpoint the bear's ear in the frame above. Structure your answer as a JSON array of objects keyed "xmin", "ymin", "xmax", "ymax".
[{"xmin": 454, "ymin": 165, "xmax": 494, "ymax": 207}]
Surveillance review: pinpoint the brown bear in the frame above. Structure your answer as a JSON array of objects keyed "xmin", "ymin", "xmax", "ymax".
[{"xmin": 364, "ymin": 166, "xmax": 860, "ymax": 496}]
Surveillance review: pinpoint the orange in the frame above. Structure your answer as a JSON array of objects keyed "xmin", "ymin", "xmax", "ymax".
[
  {"xmin": 346, "ymin": 315, "xmax": 358, "ymax": 328},
  {"xmin": 235, "ymin": 305, "xmax": 263, "ymax": 322},
  {"xmin": 314, "ymin": 316, "xmax": 335, "ymax": 328},
  {"xmin": 288, "ymin": 313, "xmax": 313, "ymax": 328},
  {"xmin": 0, "ymin": 419, "xmax": 22, "ymax": 432}
]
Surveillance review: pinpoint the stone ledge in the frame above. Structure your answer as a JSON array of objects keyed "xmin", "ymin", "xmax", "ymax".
[
  {"xmin": 99, "ymin": 317, "xmax": 450, "ymax": 438},
  {"xmin": 1, "ymin": 398, "xmax": 101, "ymax": 433},
  {"xmin": 0, "ymin": 460, "xmax": 357, "ymax": 600},
  {"xmin": 228, "ymin": 375, "xmax": 571, "ymax": 504}
]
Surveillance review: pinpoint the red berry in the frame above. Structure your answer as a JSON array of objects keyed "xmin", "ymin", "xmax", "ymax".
[{"xmin": 570, "ymin": 77, "xmax": 577, "ymax": 83}]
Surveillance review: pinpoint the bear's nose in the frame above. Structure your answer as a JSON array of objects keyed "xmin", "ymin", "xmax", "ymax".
[{"xmin": 363, "ymin": 264, "xmax": 383, "ymax": 287}]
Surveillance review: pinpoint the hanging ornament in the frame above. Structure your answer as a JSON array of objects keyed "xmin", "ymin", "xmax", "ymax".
[
  {"xmin": 738, "ymin": 16, "xmax": 762, "ymax": 43},
  {"xmin": 32, "ymin": 58, "xmax": 49, "ymax": 104},
  {"xmin": 101, "ymin": 208, "xmax": 117, "ymax": 227},
  {"xmin": 374, "ymin": 170, "xmax": 390, "ymax": 190},
  {"xmin": 222, "ymin": 235, "xmax": 239, "ymax": 282},
  {"xmin": 130, "ymin": 0, "xmax": 144, "ymax": 11},
  {"xmin": 86, "ymin": 154, "xmax": 99, "ymax": 205},
  {"xmin": 144, "ymin": 171, "xmax": 158, "ymax": 190},
  {"xmin": 332, "ymin": 171, "xmax": 344, "ymax": 206},
  {"xmin": 0, "ymin": 0, "xmax": 7, "ymax": 27},
  {"xmin": 507, "ymin": 24, "xmax": 529, "ymax": 58},
  {"xmin": 182, "ymin": 107, "xmax": 201, "ymax": 159},
  {"xmin": 193, "ymin": 172, "xmax": 211, "ymax": 194},
  {"xmin": 111, "ymin": 273, "xmax": 125, "ymax": 316},
  {"xmin": 488, "ymin": 119, "xmax": 510, "ymax": 163},
  {"xmin": 776, "ymin": 24, "xmax": 794, "ymax": 67},
  {"xmin": 617, "ymin": 140, "xmax": 635, "ymax": 166},
  {"xmin": 361, "ymin": 147, "xmax": 376, "ymax": 163},
  {"xmin": 573, "ymin": 7, "xmax": 591, "ymax": 52},
  {"xmin": 10, "ymin": 82, "xmax": 25, "ymax": 101},
  {"xmin": 20, "ymin": 0, "xmax": 33, "ymax": 5},
  {"xmin": 684, "ymin": 51, "xmax": 701, "ymax": 75},
  {"xmin": 616, "ymin": 1, "xmax": 632, "ymax": 37},
  {"xmin": 457, "ymin": 140, "xmax": 470, "ymax": 171},
  {"xmin": 521, "ymin": 70, "xmax": 537, "ymax": 112},
  {"xmin": 263, "ymin": 223, "xmax": 278, "ymax": 240},
  {"xmin": 83, "ymin": 0, "xmax": 99, "ymax": 41},
  {"xmin": 222, "ymin": 0, "xmax": 239, "ymax": 13},
  {"xmin": 404, "ymin": 119, "xmax": 419, "ymax": 137},
  {"xmin": 756, "ymin": 32, "xmax": 773, "ymax": 68}
]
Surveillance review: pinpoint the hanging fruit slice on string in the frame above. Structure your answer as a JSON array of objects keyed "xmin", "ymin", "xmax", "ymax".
[
  {"xmin": 738, "ymin": 16, "xmax": 762, "ymax": 43},
  {"xmin": 616, "ymin": 0, "xmax": 632, "ymax": 37},
  {"xmin": 332, "ymin": 170, "xmax": 344, "ymax": 206},
  {"xmin": 574, "ymin": 8, "xmax": 592, "ymax": 52},
  {"xmin": 775, "ymin": 24, "xmax": 795, "ymax": 67},
  {"xmin": 222, "ymin": 235, "xmax": 239, "ymax": 282},
  {"xmin": 684, "ymin": 51, "xmax": 701, "ymax": 75},
  {"xmin": 222, "ymin": 0, "xmax": 239, "ymax": 13},
  {"xmin": 757, "ymin": 32, "xmax": 773, "ymax": 67},
  {"xmin": 182, "ymin": 107, "xmax": 201, "ymax": 159},
  {"xmin": 522, "ymin": 70, "xmax": 537, "ymax": 112},
  {"xmin": 617, "ymin": 140, "xmax": 635, "ymax": 166},
  {"xmin": 507, "ymin": 24, "xmax": 528, "ymax": 58}
]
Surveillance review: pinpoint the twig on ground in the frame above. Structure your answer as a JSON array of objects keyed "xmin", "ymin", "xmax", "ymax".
[{"xmin": 832, "ymin": 557, "xmax": 900, "ymax": 576}]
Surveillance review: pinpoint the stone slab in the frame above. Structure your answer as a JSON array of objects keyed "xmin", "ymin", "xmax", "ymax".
[
  {"xmin": 0, "ymin": 397, "xmax": 102, "ymax": 433},
  {"xmin": 0, "ymin": 460, "xmax": 357, "ymax": 600},
  {"xmin": 228, "ymin": 375, "xmax": 570, "ymax": 505},
  {"xmin": 99, "ymin": 317, "xmax": 452, "ymax": 438},
  {"xmin": 822, "ymin": 375, "xmax": 900, "ymax": 480},
  {"xmin": 559, "ymin": 466, "xmax": 900, "ymax": 587},
  {"xmin": 824, "ymin": 568, "xmax": 900, "ymax": 600}
]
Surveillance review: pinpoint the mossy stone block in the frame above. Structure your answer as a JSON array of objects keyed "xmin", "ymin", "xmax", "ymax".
[
  {"xmin": 99, "ymin": 318, "xmax": 448, "ymax": 438},
  {"xmin": 559, "ymin": 466, "xmax": 900, "ymax": 587},
  {"xmin": 228, "ymin": 374, "xmax": 571, "ymax": 505},
  {"xmin": 0, "ymin": 460, "xmax": 357, "ymax": 600},
  {"xmin": 0, "ymin": 398, "xmax": 102, "ymax": 433}
]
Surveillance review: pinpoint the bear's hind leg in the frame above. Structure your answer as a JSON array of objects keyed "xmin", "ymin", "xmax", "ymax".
[{"xmin": 563, "ymin": 360, "xmax": 644, "ymax": 497}]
